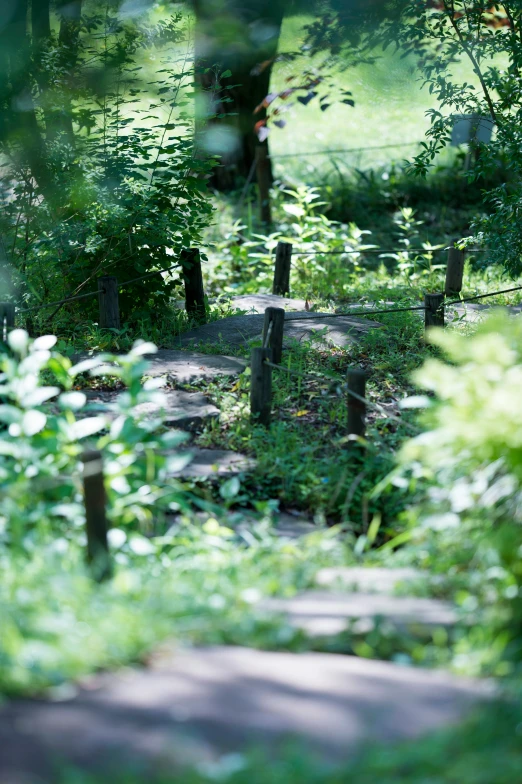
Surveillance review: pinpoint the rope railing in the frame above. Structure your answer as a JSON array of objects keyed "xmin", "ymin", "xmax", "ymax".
[
  {"xmin": 264, "ymin": 359, "xmax": 419, "ymax": 434},
  {"xmin": 284, "ymin": 247, "xmax": 488, "ymax": 256},
  {"xmin": 268, "ymin": 141, "xmax": 423, "ymax": 160}
]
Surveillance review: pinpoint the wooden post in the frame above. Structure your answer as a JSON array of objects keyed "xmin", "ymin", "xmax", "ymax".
[
  {"xmin": 181, "ymin": 248, "xmax": 206, "ymax": 323},
  {"xmin": 98, "ymin": 276, "xmax": 120, "ymax": 330},
  {"xmin": 445, "ymin": 246, "xmax": 465, "ymax": 296},
  {"xmin": 273, "ymin": 241, "xmax": 292, "ymax": 296},
  {"xmin": 424, "ymin": 292, "xmax": 445, "ymax": 332},
  {"xmin": 262, "ymin": 306, "xmax": 285, "ymax": 365},
  {"xmin": 255, "ymin": 145, "xmax": 271, "ymax": 227},
  {"xmin": 0, "ymin": 302, "xmax": 15, "ymax": 342},
  {"xmin": 250, "ymin": 347, "xmax": 273, "ymax": 427},
  {"xmin": 83, "ymin": 450, "xmax": 111, "ymax": 582},
  {"xmin": 346, "ymin": 368, "xmax": 367, "ymax": 441}
]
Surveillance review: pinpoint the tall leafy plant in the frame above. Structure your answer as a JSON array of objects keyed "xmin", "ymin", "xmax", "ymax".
[
  {"xmin": 0, "ymin": 2, "xmax": 215, "ymax": 326},
  {"xmin": 379, "ymin": 1, "xmax": 522, "ymax": 275}
]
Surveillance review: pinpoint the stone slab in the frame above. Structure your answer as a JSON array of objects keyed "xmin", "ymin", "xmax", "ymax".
[
  {"xmin": 258, "ymin": 591, "xmax": 457, "ymax": 637},
  {"xmin": 231, "ymin": 294, "xmax": 308, "ymax": 313},
  {"xmin": 170, "ymin": 448, "xmax": 256, "ymax": 479},
  {"xmin": 145, "ymin": 350, "xmax": 247, "ymax": 381},
  {"xmin": 446, "ymin": 302, "xmax": 522, "ymax": 324},
  {"xmin": 178, "ymin": 312, "xmax": 380, "ymax": 350},
  {"xmin": 315, "ymin": 567, "xmax": 425, "ymax": 593},
  {"xmin": 83, "ymin": 389, "xmax": 219, "ymax": 431},
  {"xmin": 0, "ymin": 647, "xmax": 492, "ymax": 783}
]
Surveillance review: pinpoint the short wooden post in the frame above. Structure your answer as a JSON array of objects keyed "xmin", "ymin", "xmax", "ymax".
[
  {"xmin": 98, "ymin": 276, "xmax": 120, "ymax": 330},
  {"xmin": 347, "ymin": 368, "xmax": 367, "ymax": 440},
  {"xmin": 445, "ymin": 246, "xmax": 465, "ymax": 296},
  {"xmin": 250, "ymin": 347, "xmax": 273, "ymax": 427},
  {"xmin": 181, "ymin": 248, "xmax": 206, "ymax": 323},
  {"xmin": 0, "ymin": 302, "xmax": 15, "ymax": 342},
  {"xmin": 82, "ymin": 450, "xmax": 111, "ymax": 582},
  {"xmin": 424, "ymin": 292, "xmax": 445, "ymax": 332},
  {"xmin": 255, "ymin": 145, "xmax": 271, "ymax": 227},
  {"xmin": 273, "ymin": 241, "xmax": 292, "ymax": 296},
  {"xmin": 262, "ymin": 306, "xmax": 285, "ymax": 365}
]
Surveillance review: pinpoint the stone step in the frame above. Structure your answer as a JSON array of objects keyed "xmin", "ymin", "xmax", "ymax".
[
  {"xmin": 82, "ymin": 389, "xmax": 220, "ymax": 431},
  {"xmin": 257, "ymin": 591, "xmax": 457, "ymax": 637},
  {"xmin": 315, "ymin": 566, "xmax": 425, "ymax": 593},
  {"xmin": 0, "ymin": 646, "xmax": 492, "ymax": 783},
  {"xmin": 170, "ymin": 448, "xmax": 256, "ymax": 479},
  {"xmin": 145, "ymin": 349, "xmax": 247, "ymax": 381},
  {"xmin": 178, "ymin": 312, "xmax": 380, "ymax": 351}
]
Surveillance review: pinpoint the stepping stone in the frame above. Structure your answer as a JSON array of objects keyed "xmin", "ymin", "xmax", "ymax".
[
  {"xmin": 446, "ymin": 302, "xmax": 522, "ymax": 324},
  {"xmin": 257, "ymin": 591, "xmax": 457, "ymax": 637},
  {"xmin": 273, "ymin": 512, "xmax": 317, "ymax": 538},
  {"xmin": 0, "ymin": 646, "xmax": 492, "ymax": 782},
  {"xmin": 231, "ymin": 293, "xmax": 308, "ymax": 313},
  {"xmin": 170, "ymin": 448, "xmax": 256, "ymax": 479},
  {"xmin": 146, "ymin": 349, "xmax": 246, "ymax": 381},
  {"xmin": 233, "ymin": 511, "xmax": 318, "ymax": 539},
  {"xmin": 315, "ymin": 566, "xmax": 425, "ymax": 593},
  {"xmin": 83, "ymin": 390, "xmax": 219, "ymax": 430},
  {"xmin": 178, "ymin": 312, "xmax": 380, "ymax": 351}
]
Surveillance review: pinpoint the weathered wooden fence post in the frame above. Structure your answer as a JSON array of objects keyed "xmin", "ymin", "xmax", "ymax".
[
  {"xmin": 424, "ymin": 292, "xmax": 445, "ymax": 333},
  {"xmin": 0, "ymin": 302, "xmax": 15, "ymax": 342},
  {"xmin": 272, "ymin": 241, "xmax": 292, "ymax": 296},
  {"xmin": 98, "ymin": 276, "xmax": 120, "ymax": 330},
  {"xmin": 255, "ymin": 145, "xmax": 272, "ymax": 227},
  {"xmin": 262, "ymin": 307, "xmax": 285, "ymax": 365},
  {"xmin": 181, "ymin": 248, "xmax": 206, "ymax": 323},
  {"xmin": 445, "ymin": 246, "xmax": 465, "ymax": 296},
  {"xmin": 82, "ymin": 450, "xmax": 111, "ymax": 582},
  {"xmin": 250, "ymin": 347, "xmax": 273, "ymax": 427},
  {"xmin": 347, "ymin": 368, "xmax": 367, "ymax": 441}
]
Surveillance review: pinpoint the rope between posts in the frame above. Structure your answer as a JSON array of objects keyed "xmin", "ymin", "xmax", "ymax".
[
  {"xmin": 269, "ymin": 141, "xmax": 422, "ymax": 160},
  {"xmin": 285, "ymin": 303, "xmax": 427, "ymax": 322},
  {"xmin": 442, "ymin": 284, "xmax": 522, "ymax": 309},
  {"xmin": 264, "ymin": 359, "xmax": 420, "ymax": 434},
  {"xmin": 282, "ymin": 248, "xmax": 487, "ymax": 256},
  {"xmin": 17, "ymin": 288, "xmax": 102, "ymax": 314}
]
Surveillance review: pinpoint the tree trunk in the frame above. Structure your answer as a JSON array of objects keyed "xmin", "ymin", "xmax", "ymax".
[
  {"xmin": 194, "ymin": 0, "xmax": 284, "ymax": 190},
  {"xmin": 32, "ymin": 0, "xmax": 51, "ymax": 41},
  {"xmin": 2, "ymin": 0, "xmax": 56, "ymax": 203}
]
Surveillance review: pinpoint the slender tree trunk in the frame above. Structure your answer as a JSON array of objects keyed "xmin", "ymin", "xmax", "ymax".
[
  {"xmin": 194, "ymin": 0, "xmax": 284, "ymax": 190},
  {"xmin": 32, "ymin": 0, "xmax": 51, "ymax": 41},
  {"xmin": 4, "ymin": 0, "xmax": 56, "ymax": 202},
  {"xmin": 52, "ymin": 0, "xmax": 82, "ymax": 145}
]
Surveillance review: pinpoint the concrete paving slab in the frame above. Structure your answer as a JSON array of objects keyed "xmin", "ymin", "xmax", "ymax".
[
  {"xmin": 178, "ymin": 312, "xmax": 380, "ymax": 350},
  {"xmin": 258, "ymin": 591, "xmax": 456, "ymax": 636},
  {"xmin": 170, "ymin": 448, "xmax": 256, "ymax": 479},
  {"xmin": 146, "ymin": 350, "xmax": 246, "ymax": 381},
  {"xmin": 81, "ymin": 389, "xmax": 219, "ymax": 430},
  {"xmin": 0, "ymin": 647, "xmax": 492, "ymax": 783},
  {"xmin": 315, "ymin": 567, "xmax": 425, "ymax": 593}
]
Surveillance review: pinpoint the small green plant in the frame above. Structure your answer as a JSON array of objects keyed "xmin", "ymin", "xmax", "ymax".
[{"xmin": 0, "ymin": 329, "xmax": 188, "ymax": 549}]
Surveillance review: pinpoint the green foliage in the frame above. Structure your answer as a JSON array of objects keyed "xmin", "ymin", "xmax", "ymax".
[
  {"xmin": 396, "ymin": 312, "xmax": 522, "ymax": 673},
  {"xmin": 208, "ymin": 183, "xmax": 446, "ymax": 299},
  {"xmin": 0, "ymin": 329, "xmax": 188, "ymax": 548},
  {"xmin": 0, "ymin": 512, "xmax": 346, "ymax": 694},
  {"xmin": 377, "ymin": 1, "xmax": 522, "ymax": 275},
  {"xmin": 0, "ymin": 4, "xmax": 214, "ymax": 326}
]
